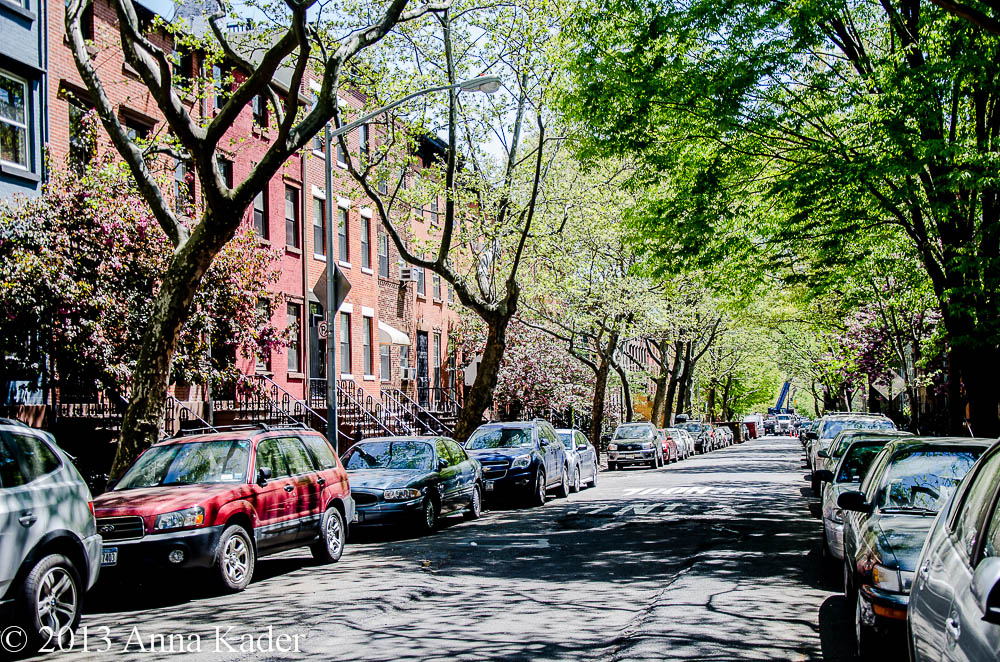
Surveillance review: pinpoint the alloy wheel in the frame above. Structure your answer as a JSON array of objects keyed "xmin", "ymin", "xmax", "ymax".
[
  {"xmin": 325, "ymin": 511, "xmax": 344, "ymax": 557},
  {"xmin": 35, "ymin": 566, "xmax": 78, "ymax": 639},
  {"xmin": 223, "ymin": 534, "xmax": 251, "ymax": 585}
]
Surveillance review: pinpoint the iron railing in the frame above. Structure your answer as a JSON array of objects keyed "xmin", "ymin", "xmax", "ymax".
[
  {"xmin": 163, "ymin": 395, "xmax": 216, "ymax": 437},
  {"xmin": 417, "ymin": 386, "xmax": 462, "ymax": 416},
  {"xmin": 381, "ymin": 387, "xmax": 451, "ymax": 436}
]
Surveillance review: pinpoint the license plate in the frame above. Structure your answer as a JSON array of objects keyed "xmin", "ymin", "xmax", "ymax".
[
  {"xmin": 101, "ymin": 547, "xmax": 118, "ymax": 567},
  {"xmin": 485, "ymin": 480, "xmax": 494, "ymax": 491}
]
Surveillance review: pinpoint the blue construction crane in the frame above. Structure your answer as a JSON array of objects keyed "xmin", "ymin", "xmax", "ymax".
[{"xmin": 767, "ymin": 381, "xmax": 794, "ymax": 416}]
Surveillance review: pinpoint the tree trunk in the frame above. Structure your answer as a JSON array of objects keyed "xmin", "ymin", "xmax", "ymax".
[
  {"xmin": 721, "ymin": 374, "xmax": 733, "ymax": 420},
  {"xmin": 663, "ymin": 341, "xmax": 683, "ymax": 424},
  {"xmin": 675, "ymin": 341, "xmax": 693, "ymax": 416},
  {"xmin": 113, "ymin": 217, "xmax": 234, "ymax": 478},
  {"xmin": 650, "ymin": 372, "xmax": 667, "ymax": 426},
  {"xmin": 706, "ymin": 384, "xmax": 716, "ymax": 421},
  {"xmin": 614, "ymin": 362, "xmax": 633, "ymax": 423},
  {"xmin": 588, "ymin": 354, "xmax": 612, "ymax": 448},
  {"xmin": 453, "ymin": 315, "xmax": 511, "ymax": 442}
]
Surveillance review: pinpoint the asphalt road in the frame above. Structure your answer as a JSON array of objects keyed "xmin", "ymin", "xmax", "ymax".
[{"xmin": 22, "ymin": 435, "xmax": 857, "ymax": 662}]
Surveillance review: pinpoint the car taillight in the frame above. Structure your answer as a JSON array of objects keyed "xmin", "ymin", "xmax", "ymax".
[{"xmin": 88, "ymin": 501, "xmax": 95, "ymax": 522}]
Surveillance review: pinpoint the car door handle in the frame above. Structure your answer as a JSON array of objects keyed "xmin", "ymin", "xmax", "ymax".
[
  {"xmin": 920, "ymin": 563, "xmax": 929, "ymax": 577},
  {"xmin": 945, "ymin": 616, "xmax": 961, "ymax": 642},
  {"xmin": 18, "ymin": 513, "xmax": 36, "ymax": 527},
  {"xmin": 284, "ymin": 485, "xmax": 295, "ymax": 492},
  {"xmin": 317, "ymin": 477, "xmax": 326, "ymax": 485}
]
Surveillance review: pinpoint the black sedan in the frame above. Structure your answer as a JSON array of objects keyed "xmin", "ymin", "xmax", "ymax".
[
  {"xmin": 839, "ymin": 437, "xmax": 992, "ymax": 659},
  {"xmin": 343, "ymin": 436, "xmax": 483, "ymax": 533}
]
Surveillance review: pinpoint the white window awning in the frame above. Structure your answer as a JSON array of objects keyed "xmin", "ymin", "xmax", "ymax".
[{"xmin": 378, "ymin": 321, "xmax": 410, "ymax": 346}]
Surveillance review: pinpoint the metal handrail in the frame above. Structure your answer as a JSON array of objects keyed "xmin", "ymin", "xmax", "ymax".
[
  {"xmin": 164, "ymin": 394, "xmax": 216, "ymax": 437},
  {"xmin": 336, "ymin": 380, "xmax": 393, "ymax": 438},
  {"xmin": 383, "ymin": 387, "xmax": 451, "ymax": 435}
]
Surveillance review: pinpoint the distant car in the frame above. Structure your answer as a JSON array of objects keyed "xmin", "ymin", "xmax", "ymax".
[
  {"xmin": 840, "ymin": 437, "xmax": 991, "ymax": 659},
  {"xmin": 814, "ymin": 436, "xmax": 899, "ymax": 562},
  {"xmin": 774, "ymin": 414, "xmax": 794, "ymax": 435},
  {"xmin": 556, "ymin": 429, "xmax": 598, "ymax": 490},
  {"xmin": 812, "ymin": 429, "xmax": 913, "ymax": 495},
  {"xmin": 0, "ymin": 420, "xmax": 101, "ymax": 650},
  {"xmin": 763, "ymin": 418, "xmax": 776, "ymax": 436},
  {"xmin": 93, "ymin": 426, "xmax": 353, "ymax": 592},
  {"xmin": 463, "ymin": 421, "xmax": 569, "ymax": 506},
  {"xmin": 608, "ymin": 423, "xmax": 663, "ymax": 470},
  {"xmin": 806, "ymin": 413, "xmax": 897, "ymax": 476},
  {"xmin": 343, "ymin": 436, "xmax": 483, "ymax": 532},
  {"xmin": 909, "ymin": 439, "xmax": 1000, "ymax": 662},
  {"xmin": 666, "ymin": 428, "xmax": 694, "ymax": 459},
  {"xmin": 657, "ymin": 429, "xmax": 679, "ymax": 463},
  {"xmin": 676, "ymin": 421, "xmax": 714, "ymax": 453}
]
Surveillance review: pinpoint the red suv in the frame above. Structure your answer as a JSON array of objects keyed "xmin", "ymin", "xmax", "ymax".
[{"xmin": 93, "ymin": 425, "xmax": 354, "ymax": 591}]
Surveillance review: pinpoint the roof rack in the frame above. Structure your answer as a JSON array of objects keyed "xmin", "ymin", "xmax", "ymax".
[
  {"xmin": 166, "ymin": 421, "xmax": 310, "ymax": 439},
  {"xmin": 823, "ymin": 411, "xmax": 889, "ymax": 417}
]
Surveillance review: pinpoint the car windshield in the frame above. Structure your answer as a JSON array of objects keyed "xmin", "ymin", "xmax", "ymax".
[
  {"xmin": 878, "ymin": 449, "xmax": 983, "ymax": 512},
  {"xmin": 465, "ymin": 427, "xmax": 533, "ymax": 450},
  {"xmin": 836, "ymin": 443, "xmax": 888, "ymax": 483},
  {"xmin": 343, "ymin": 441, "xmax": 433, "ymax": 471},
  {"xmin": 557, "ymin": 433, "xmax": 575, "ymax": 450},
  {"xmin": 677, "ymin": 423, "xmax": 705, "ymax": 433},
  {"xmin": 832, "ymin": 431, "xmax": 904, "ymax": 457},
  {"xmin": 115, "ymin": 440, "xmax": 251, "ymax": 489},
  {"xmin": 615, "ymin": 425, "xmax": 655, "ymax": 440},
  {"xmin": 821, "ymin": 418, "xmax": 896, "ymax": 440}
]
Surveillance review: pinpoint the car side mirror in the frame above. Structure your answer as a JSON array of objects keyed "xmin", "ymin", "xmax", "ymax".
[
  {"xmin": 257, "ymin": 467, "xmax": 272, "ymax": 485},
  {"xmin": 814, "ymin": 470, "xmax": 834, "ymax": 483},
  {"xmin": 438, "ymin": 458, "xmax": 449, "ymax": 471},
  {"xmin": 817, "ymin": 450, "xmax": 829, "ymax": 459},
  {"xmin": 804, "ymin": 431, "xmax": 817, "ymax": 440},
  {"xmin": 972, "ymin": 556, "xmax": 1000, "ymax": 625},
  {"xmin": 837, "ymin": 490, "xmax": 872, "ymax": 514}
]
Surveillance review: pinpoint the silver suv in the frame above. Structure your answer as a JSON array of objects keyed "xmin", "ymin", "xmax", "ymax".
[{"xmin": 0, "ymin": 419, "xmax": 101, "ymax": 649}]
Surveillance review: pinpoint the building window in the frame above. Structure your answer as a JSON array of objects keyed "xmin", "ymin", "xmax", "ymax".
[
  {"xmin": 433, "ymin": 274, "xmax": 442, "ymax": 300},
  {"xmin": 400, "ymin": 346, "xmax": 409, "ymax": 371},
  {"xmin": 336, "ymin": 137, "xmax": 346, "ymax": 166},
  {"xmin": 377, "ymin": 178, "xmax": 388, "ymax": 196},
  {"xmin": 123, "ymin": 116, "xmax": 152, "ymax": 142},
  {"xmin": 340, "ymin": 312, "xmax": 351, "ymax": 375},
  {"xmin": 68, "ymin": 99, "xmax": 95, "ymax": 175},
  {"xmin": 447, "ymin": 284, "xmax": 455, "ymax": 304},
  {"xmin": 380, "ymin": 345, "xmax": 391, "ymax": 381},
  {"xmin": 338, "ymin": 207, "xmax": 349, "ymax": 262},
  {"xmin": 433, "ymin": 332, "xmax": 442, "ymax": 387},
  {"xmin": 378, "ymin": 234, "xmax": 389, "ymax": 278},
  {"xmin": 0, "ymin": 72, "xmax": 28, "ymax": 169},
  {"xmin": 313, "ymin": 197, "xmax": 326, "ymax": 258},
  {"xmin": 359, "ymin": 124, "xmax": 369, "ymax": 163},
  {"xmin": 217, "ymin": 157, "xmax": 233, "ymax": 189},
  {"xmin": 363, "ymin": 317, "xmax": 374, "ymax": 376},
  {"xmin": 312, "ymin": 131, "xmax": 324, "ymax": 154},
  {"xmin": 430, "ymin": 198, "xmax": 438, "ymax": 226},
  {"xmin": 285, "ymin": 186, "xmax": 300, "ymax": 249},
  {"xmin": 172, "ymin": 49, "xmax": 194, "ymax": 90},
  {"xmin": 287, "ymin": 303, "xmax": 302, "ymax": 372},
  {"xmin": 416, "ymin": 266, "xmax": 425, "ymax": 296},
  {"xmin": 174, "ymin": 158, "xmax": 194, "ymax": 212},
  {"xmin": 360, "ymin": 215, "xmax": 371, "ymax": 270},
  {"xmin": 253, "ymin": 190, "xmax": 269, "ymax": 239},
  {"xmin": 212, "ymin": 64, "xmax": 228, "ymax": 110},
  {"xmin": 80, "ymin": 3, "xmax": 95, "ymax": 40},
  {"xmin": 252, "ymin": 93, "xmax": 267, "ymax": 126}
]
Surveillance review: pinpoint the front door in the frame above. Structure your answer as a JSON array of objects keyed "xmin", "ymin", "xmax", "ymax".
[
  {"xmin": 309, "ymin": 303, "xmax": 325, "ymax": 381},
  {"xmin": 416, "ymin": 331, "xmax": 429, "ymax": 407}
]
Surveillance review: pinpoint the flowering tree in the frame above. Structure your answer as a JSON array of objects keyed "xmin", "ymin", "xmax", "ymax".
[{"xmin": 0, "ymin": 153, "xmax": 284, "ymax": 412}]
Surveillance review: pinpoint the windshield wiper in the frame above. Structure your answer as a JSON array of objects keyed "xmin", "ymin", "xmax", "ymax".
[
  {"xmin": 881, "ymin": 506, "xmax": 937, "ymax": 515},
  {"xmin": 160, "ymin": 481, "xmax": 192, "ymax": 487}
]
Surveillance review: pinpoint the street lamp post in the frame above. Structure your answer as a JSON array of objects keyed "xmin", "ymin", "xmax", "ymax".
[{"xmin": 323, "ymin": 75, "xmax": 500, "ymax": 452}]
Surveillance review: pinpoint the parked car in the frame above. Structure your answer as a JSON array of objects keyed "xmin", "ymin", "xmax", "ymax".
[
  {"xmin": 463, "ymin": 421, "xmax": 569, "ymax": 505},
  {"xmin": 556, "ymin": 429, "xmax": 598, "ymax": 490},
  {"xmin": 839, "ymin": 437, "xmax": 991, "ymax": 659},
  {"xmin": 607, "ymin": 423, "xmax": 663, "ymax": 470},
  {"xmin": 343, "ymin": 436, "xmax": 482, "ymax": 532},
  {"xmin": 657, "ymin": 429, "xmax": 679, "ymax": 463},
  {"xmin": 93, "ymin": 425, "xmax": 354, "ymax": 592},
  {"xmin": 763, "ymin": 417, "xmax": 776, "ymax": 436},
  {"xmin": 908, "ymin": 438, "xmax": 1000, "ymax": 662},
  {"xmin": 812, "ymin": 429, "xmax": 913, "ymax": 495},
  {"xmin": 677, "ymin": 421, "xmax": 714, "ymax": 453},
  {"xmin": 0, "ymin": 420, "xmax": 101, "ymax": 650},
  {"xmin": 805, "ymin": 413, "xmax": 897, "ymax": 477},
  {"xmin": 666, "ymin": 427, "xmax": 694, "ymax": 459},
  {"xmin": 814, "ymin": 435, "xmax": 901, "ymax": 562}
]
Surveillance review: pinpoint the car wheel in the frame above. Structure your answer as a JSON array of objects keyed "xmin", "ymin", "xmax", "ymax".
[
  {"xmin": 811, "ymin": 474, "xmax": 821, "ymax": 497},
  {"xmin": 855, "ymin": 592, "xmax": 881, "ymax": 660},
  {"xmin": 215, "ymin": 525, "xmax": 255, "ymax": 592},
  {"xmin": 529, "ymin": 470, "xmax": 547, "ymax": 506},
  {"xmin": 587, "ymin": 468, "xmax": 597, "ymax": 488},
  {"xmin": 20, "ymin": 553, "xmax": 82, "ymax": 650},
  {"xmin": 570, "ymin": 466, "xmax": 581, "ymax": 493},
  {"xmin": 311, "ymin": 507, "xmax": 346, "ymax": 563},
  {"xmin": 464, "ymin": 484, "xmax": 483, "ymax": 520},
  {"xmin": 417, "ymin": 496, "xmax": 439, "ymax": 534},
  {"xmin": 555, "ymin": 466, "xmax": 570, "ymax": 498}
]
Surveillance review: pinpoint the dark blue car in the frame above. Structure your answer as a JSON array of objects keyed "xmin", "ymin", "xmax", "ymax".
[
  {"xmin": 463, "ymin": 421, "xmax": 569, "ymax": 507},
  {"xmin": 344, "ymin": 436, "xmax": 483, "ymax": 533}
]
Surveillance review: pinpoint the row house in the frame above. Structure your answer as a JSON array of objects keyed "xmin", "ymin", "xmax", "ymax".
[
  {"xmin": 31, "ymin": 0, "xmax": 464, "ymax": 441},
  {"xmin": 0, "ymin": 0, "xmax": 46, "ymax": 196}
]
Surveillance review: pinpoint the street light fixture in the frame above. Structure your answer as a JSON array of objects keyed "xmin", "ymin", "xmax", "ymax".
[{"xmin": 323, "ymin": 75, "xmax": 500, "ymax": 451}]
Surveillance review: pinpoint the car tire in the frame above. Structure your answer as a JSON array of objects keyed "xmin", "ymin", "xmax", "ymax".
[
  {"xmin": 529, "ymin": 470, "xmax": 547, "ymax": 507},
  {"xmin": 855, "ymin": 593, "xmax": 882, "ymax": 660},
  {"xmin": 417, "ymin": 496, "xmax": 439, "ymax": 534},
  {"xmin": 20, "ymin": 553, "xmax": 82, "ymax": 650},
  {"xmin": 555, "ymin": 466, "xmax": 570, "ymax": 498},
  {"xmin": 811, "ymin": 474, "xmax": 821, "ymax": 497},
  {"xmin": 311, "ymin": 507, "xmax": 346, "ymax": 563},
  {"xmin": 587, "ymin": 468, "xmax": 597, "ymax": 488},
  {"xmin": 570, "ymin": 466, "xmax": 581, "ymax": 493},
  {"xmin": 215, "ymin": 525, "xmax": 255, "ymax": 592},
  {"xmin": 464, "ymin": 484, "xmax": 483, "ymax": 520}
]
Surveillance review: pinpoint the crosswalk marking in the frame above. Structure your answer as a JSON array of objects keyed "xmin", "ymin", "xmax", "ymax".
[{"xmin": 621, "ymin": 486, "xmax": 719, "ymax": 496}]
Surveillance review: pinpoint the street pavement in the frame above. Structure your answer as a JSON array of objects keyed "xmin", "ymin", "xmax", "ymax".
[{"xmin": 24, "ymin": 435, "xmax": 857, "ymax": 661}]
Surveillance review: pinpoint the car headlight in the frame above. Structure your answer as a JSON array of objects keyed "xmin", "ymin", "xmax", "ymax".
[
  {"xmin": 641, "ymin": 441, "xmax": 654, "ymax": 449},
  {"xmin": 154, "ymin": 506, "xmax": 205, "ymax": 531},
  {"xmin": 872, "ymin": 564, "xmax": 902, "ymax": 592},
  {"xmin": 608, "ymin": 444, "xmax": 618, "ymax": 451},
  {"xmin": 511, "ymin": 455, "xmax": 532, "ymax": 469},
  {"xmin": 383, "ymin": 488, "xmax": 422, "ymax": 501}
]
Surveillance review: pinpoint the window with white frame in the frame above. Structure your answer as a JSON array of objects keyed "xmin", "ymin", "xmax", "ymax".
[
  {"xmin": 363, "ymin": 316, "xmax": 374, "ymax": 376},
  {"xmin": 0, "ymin": 72, "xmax": 28, "ymax": 169},
  {"xmin": 338, "ymin": 206, "xmax": 349, "ymax": 262},
  {"xmin": 360, "ymin": 214, "xmax": 371, "ymax": 269},
  {"xmin": 313, "ymin": 197, "xmax": 326, "ymax": 258},
  {"xmin": 380, "ymin": 345, "xmax": 391, "ymax": 381}
]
